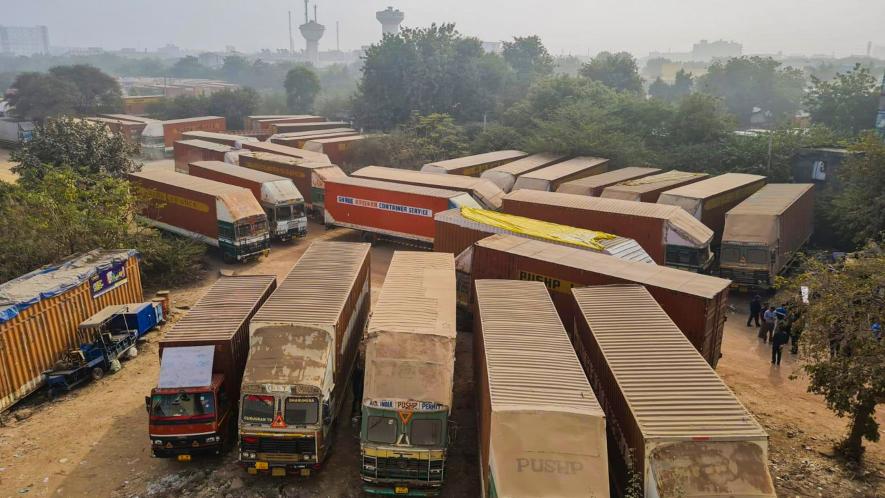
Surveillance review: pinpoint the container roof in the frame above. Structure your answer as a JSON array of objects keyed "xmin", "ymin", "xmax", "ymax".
[
  {"xmin": 129, "ymin": 170, "xmax": 264, "ymax": 219},
  {"xmin": 241, "ymin": 141, "xmax": 331, "ymax": 164},
  {"xmin": 181, "ymin": 130, "xmax": 256, "ymax": 142},
  {"xmin": 726, "ymin": 183, "xmax": 814, "ymax": 217},
  {"xmin": 658, "ymin": 173, "xmax": 766, "ymax": 201},
  {"xmin": 328, "ymin": 176, "xmax": 468, "ymax": 199},
  {"xmin": 572, "ymin": 284, "xmax": 767, "ymax": 439},
  {"xmin": 475, "ymin": 279, "xmax": 603, "ymax": 415},
  {"xmin": 482, "ymin": 153, "xmax": 568, "ymax": 176},
  {"xmin": 424, "ymin": 150, "xmax": 527, "ymax": 171},
  {"xmin": 190, "ymin": 160, "xmax": 288, "ymax": 184},
  {"xmin": 557, "ymin": 167, "xmax": 661, "ymax": 193},
  {"xmin": 161, "ymin": 275, "xmax": 276, "ymax": 345},
  {"xmin": 605, "ymin": 170, "xmax": 708, "ymax": 194},
  {"xmin": 174, "ymin": 139, "xmax": 234, "ymax": 153},
  {"xmin": 306, "ymin": 135, "xmax": 366, "ymax": 144},
  {"xmin": 163, "ymin": 116, "xmax": 223, "ymax": 125},
  {"xmin": 239, "ymin": 151, "xmax": 335, "ymax": 170},
  {"xmin": 353, "ymin": 166, "xmax": 505, "ymax": 208},
  {"xmin": 518, "ymin": 156, "xmax": 609, "ymax": 181}
]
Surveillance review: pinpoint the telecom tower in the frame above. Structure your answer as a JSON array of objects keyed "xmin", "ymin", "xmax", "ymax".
[
  {"xmin": 299, "ymin": 0, "xmax": 325, "ymax": 65},
  {"xmin": 376, "ymin": 6, "xmax": 404, "ymax": 36}
]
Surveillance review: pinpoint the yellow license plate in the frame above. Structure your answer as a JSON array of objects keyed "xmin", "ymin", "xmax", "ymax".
[
  {"xmin": 300, "ymin": 468, "xmax": 311, "ymax": 477},
  {"xmin": 395, "ymin": 486, "xmax": 409, "ymax": 494},
  {"xmin": 255, "ymin": 461, "xmax": 269, "ymax": 470},
  {"xmin": 177, "ymin": 454, "xmax": 191, "ymax": 462},
  {"xmin": 271, "ymin": 468, "xmax": 286, "ymax": 477}
]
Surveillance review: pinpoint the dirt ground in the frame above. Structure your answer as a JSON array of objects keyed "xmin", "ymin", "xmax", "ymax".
[
  {"xmin": 0, "ymin": 226, "xmax": 883, "ymax": 497},
  {"xmin": 0, "ymin": 148, "xmax": 16, "ymax": 183}
]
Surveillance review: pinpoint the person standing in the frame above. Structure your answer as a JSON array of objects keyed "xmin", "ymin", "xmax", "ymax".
[
  {"xmin": 772, "ymin": 323, "xmax": 789, "ymax": 365},
  {"xmin": 747, "ymin": 295, "xmax": 762, "ymax": 327},
  {"xmin": 760, "ymin": 305, "xmax": 776, "ymax": 343}
]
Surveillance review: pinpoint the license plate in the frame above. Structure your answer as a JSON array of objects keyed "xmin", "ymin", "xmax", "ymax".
[
  {"xmin": 177, "ymin": 454, "xmax": 191, "ymax": 462},
  {"xmin": 255, "ymin": 461, "xmax": 269, "ymax": 470},
  {"xmin": 395, "ymin": 486, "xmax": 409, "ymax": 494},
  {"xmin": 271, "ymin": 468, "xmax": 286, "ymax": 477},
  {"xmin": 300, "ymin": 468, "xmax": 311, "ymax": 477}
]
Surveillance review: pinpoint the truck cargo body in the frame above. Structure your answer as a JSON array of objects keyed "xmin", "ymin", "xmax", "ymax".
[
  {"xmin": 240, "ymin": 140, "xmax": 331, "ymax": 165},
  {"xmin": 352, "ymin": 166, "xmax": 506, "ymax": 210},
  {"xmin": 720, "ymin": 184, "xmax": 814, "ymax": 288},
  {"xmin": 571, "ymin": 285, "xmax": 774, "ymax": 498},
  {"xmin": 360, "ymin": 253, "xmax": 456, "ymax": 495},
  {"xmin": 162, "ymin": 116, "xmax": 226, "ymax": 148},
  {"xmin": 174, "ymin": 139, "xmax": 235, "ymax": 173},
  {"xmin": 556, "ymin": 167, "xmax": 661, "ymax": 196},
  {"xmin": 129, "ymin": 170, "xmax": 270, "ymax": 262},
  {"xmin": 502, "ymin": 190, "xmax": 715, "ymax": 271},
  {"xmin": 188, "ymin": 161, "xmax": 308, "ymax": 240},
  {"xmin": 304, "ymin": 135, "xmax": 365, "ymax": 165},
  {"xmin": 149, "ymin": 275, "xmax": 277, "ymax": 459},
  {"xmin": 480, "ymin": 153, "xmax": 568, "ymax": 192},
  {"xmin": 238, "ymin": 151, "xmax": 345, "ymax": 217},
  {"xmin": 85, "ymin": 116, "xmax": 147, "ymax": 143},
  {"xmin": 421, "ymin": 150, "xmax": 528, "ymax": 176},
  {"xmin": 468, "ymin": 234, "xmax": 730, "ymax": 367},
  {"xmin": 324, "ymin": 177, "xmax": 482, "ymax": 244},
  {"xmin": 473, "ymin": 280, "xmax": 609, "ymax": 498},
  {"xmin": 271, "ymin": 121, "xmax": 350, "ymax": 134},
  {"xmin": 181, "ymin": 130, "xmax": 258, "ymax": 146},
  {"xmin": 601, "ymin": 170, "xmax": 709, "ymax": 202},
  {"xmin": 657, "ymin": 173, "xmax": 766, "ymax": 240},
  {"xmin": 0, "ymin": 250, "xmax": 143, "ymax": 412},
  {"xmin": 240, "ymin": 242, "xmax": 371, "ymax": 476},
  {"xmin": 245, "ymin": 115, "xmax": 325, "ymax": 131},
  {"xmin": 511, "ymin": 156, "xmax": 610, "ymax": 191},
  {"xmin": 270, "ymin": 129, "xmax": 359, "ymax": 148}
]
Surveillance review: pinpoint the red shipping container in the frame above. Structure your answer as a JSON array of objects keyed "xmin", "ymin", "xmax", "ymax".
[
  {"xmin": 162, "ymin": 116, "xmax": 226, "ymax": 148},
  {"xmin": 240, "ymin": 141, "xmax": 331, "ymax": 164},
  {"xmin": 173, "ymin": 139, "xmax": 234, "ymax": 173},
  {"xmin": 303, "ymin": 135, "xmax": 365, "ymax": 165}
]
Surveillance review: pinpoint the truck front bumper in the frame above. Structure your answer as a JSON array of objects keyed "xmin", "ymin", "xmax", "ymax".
[{"xmin": 151, "ymin": 436, "xmax": 222, "ymax": 458}]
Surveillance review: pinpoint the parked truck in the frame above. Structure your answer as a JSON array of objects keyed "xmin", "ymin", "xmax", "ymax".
[
  {"xmin": 352, "ymin": 165, "xmax": 506, "ymax": 210},
  {"xmin": 556, "ymin": 166, "xmax": 661, "ymax": 196},
  {"xmin": 473, "ymin": 280, "xmax": 609, "ymax": 498},
  {"xmin": 511, "ymin": 156, "xmax": 609, "ymax": 192},
  {"xmin": 240, "ymin": 141, "xmax": 332, "ymax": 165},
  {"xmin": 181, "ymin": 130, "xmax": 258, "ymax": 147},
  {"xmin": 271, "ymin": 121, "xmax": 350, "ymax": 134},
  {"xmin": 304, "ymin": 135, "xmax": 365, "ymax": 165},
  {"xmin": 720, "ymin": 184, "xmax": 815, "ymax": 289},
  {"xmin": 148, "ymin": 275, "xmax": 277, "ymax": 460},
  {"xmin": 601, "ymin": 170, "xmax": 709, "ymax": 202},
  {"xmin": 270, "ymin": 128, "xmax": 358, "ymax": 148},
  {"xmin": 173, "ymin": 139, "xmax": 234, "ymax": 173},
  {"xmin": 245, "ymin": 115, "xmax": 324, "ymax": 131},
  {"xmin": 360, "ymin": 252, "xmax": 456, "ymax": 496},
  {"xmin": 188, "ymin": 161, "xmax": 307, "ymax": 241},
  {"xmin": 239, "ymin": 241, "xmax": 371, "ymax": 477},
  {"xmin": 480, "ymin": 152, "xmax": 568, "ymax": 192},
  {"xmin": 421, "ymin": 150, "xmax": 528, "ymax": 176},
  {"xmin": 129, "ymin": 170, "xmax": 271, "ymax": 262},
  {"xmin": 571, "ymin": 284, "xmax": 775, "ymax": 497}
]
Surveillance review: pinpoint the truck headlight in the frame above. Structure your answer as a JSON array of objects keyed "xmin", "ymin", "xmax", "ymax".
[
  {"xmin": 205, "ymin": 436, "xmax": 220, "ymax": 444},
  {"xmin": 241, "ymin": 451, "xmax": 256, "ymax": 459},
  {"xmin": 153, "ymin": 439, "xmax": 163, "ymax": 446}
]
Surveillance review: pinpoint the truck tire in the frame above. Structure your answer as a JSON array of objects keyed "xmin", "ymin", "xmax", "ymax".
[
  {"xmin": 126, "ymin": 347, "xmax": 139, "ymax": 359},
  {"xmin": 91, "ymin": 367, "xmax": 105, "ymax": 381}
]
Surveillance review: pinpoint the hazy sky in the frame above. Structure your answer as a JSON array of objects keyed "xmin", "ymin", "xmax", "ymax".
[{"xmin": 4, "ymin": 0, "xmax": 884, "ymax": 57}]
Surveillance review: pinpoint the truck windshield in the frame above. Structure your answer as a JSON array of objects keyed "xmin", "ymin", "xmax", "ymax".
[
  {"xmin": 284, "ymin": 397, "xmax": 319, "ymax": 425},
  {"xmin": 747, "ymin": 248, "xmax": 768, "ymax": 265},
  {"xmin": 720, "ymin": 245, "xmax": 740, "ymax": 264},
  {"xmin": 151, "ymin": 392, "xmax": 215, "ymax": 418},
  {"xmin": 366, "ymin": 416, "xmax": 398, "ymax": 444},
  {"xmin": 241, "ymin": 394, "xmax": 275, "ymax": 424},
  {"xmin": 276, "ymin": 205, "xmax": 292, "ymax": 221},
  {"xmin": 410, "ymin": 419, "xmax": 443, "ymax": 446},
  {"xmin": 236, "ymin": 221, "xmax": 267, "ymax": 238}
]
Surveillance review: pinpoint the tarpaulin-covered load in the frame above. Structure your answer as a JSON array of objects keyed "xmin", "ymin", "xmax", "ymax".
[
  {"xmin": 473, "ymin": 280, "xmax": 609, "ymax": 498},
  {"xmin": 556, "ymin": 166, "xmax": 661, "ymax": 196},
  {"xmin": 571, "ymin": 285, "xmax": 774, "ymax": 498},
  {"xmin": 0, "ymin": 250, "xmax": 143, "ymax": 411},
  {"xmin": 352, "ymin": 165, "xmax": 506, "ymax": 210},
  {"xmin": 601, "ymin": 170, "xmax": 709, "ymax": 202},
  {"xmin": 480, "ymin": 153, "xmax": 568, "ymax": 192},
  {"xmin": 422, "ymin": 150, "xmax": 528, "ymax": 176},
  {"xmin": 364, "ymin": 252, "xmax": 456, "ymax": 410},
  {"xmin": 512, "ymin": 156, "xmax": 610, "ymax": 192}
]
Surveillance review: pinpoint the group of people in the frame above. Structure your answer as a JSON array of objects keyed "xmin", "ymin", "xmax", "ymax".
[{"xmin": 748, "ymin": 295, "xmax": 802, "ymax": 365}]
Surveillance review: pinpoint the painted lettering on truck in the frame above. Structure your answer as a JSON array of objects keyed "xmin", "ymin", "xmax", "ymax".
[
  {"xmin": 518, "ymin": 270, "xmax": 577, "ymax": 294},
  {"xmin": 336, "ymin": 196, "xmax": 432, "ymax": 217},
  {"xmin": 515, "ymin": 458, "xmax": 584, "ymax": 475},
  {"xmin": 138, "ymin": 188, "xmax": 210, "ymax": 213}
]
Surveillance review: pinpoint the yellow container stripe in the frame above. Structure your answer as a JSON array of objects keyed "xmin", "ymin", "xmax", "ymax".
[{"xmin": 460, "ymin": 207, "xmax": 617, "ymax": 251}]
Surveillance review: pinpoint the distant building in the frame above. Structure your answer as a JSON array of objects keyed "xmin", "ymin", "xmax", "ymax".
[
  {"xmin": 792, "ymin": 147, "xmax": 858, "ymax": 190},
  {"xmin": 0, "ymin": 25, "xmax": 50, "ymax": 56},
  {"xmin": 691, "ymin": 39, "xmax": 742, "ymax": 61}
]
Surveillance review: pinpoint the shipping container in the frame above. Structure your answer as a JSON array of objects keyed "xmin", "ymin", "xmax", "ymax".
[
  {"xmin": 720, "ymin": 184, "xmax": 815, "ymax": 288},
  {"xmin": 150, "ymin": 275, "xmax": 276, "ymax": 458},
  {"xmin": 512, "ymin": 156, "xmax": 610, "ymax": 192},
  {"xmin": 271, "ymin": 121, "xmax": 350, "ymax": 134},
  {"xmin": 601, "ymin": 170, "xmax": 709, "ymax": 202},
  {"xmin": 160, "ymin": 116, "xmax": 226, "ymax": 148},
  {"xmin": 188, "ymin": 161, "xmax": 308, "ymax": 240},
  {"xmin": 657, "ymin": 173, "xmax": 767, "ymax": 240},
  {"xmin": 174, "ymin": 139, "xmax": 235, "ymax": 173},
  {"xmin": 422, "ymin": 150, "xmax": 528, "ymax": 176},
  {"xmin": 353, "ymin": 166, "xmax": 506, "ymax": 210},
  {"xmin": 556, "ymin": 166, "xmax": 661, "ymax": 196},
  {"xmin": 270, "ymin": 128, "xmax": 359, "ymax": 148},
  {"xmin": 571, "ymin": 284, "xmax": 774, "ymax": 497},
  {"xmin": 304, "ymin": 135, "xmax": 366, "ymax": 165},
  {"xmin": 238, "ymin": 151, "xmax": 345, "ymax": 216},
  {"xmin": 240, "ymin": 141, "xmax": 331, "ymax": 165},
  {"xmin": 324, "ymin": 177, "xmax": 482, "ymax": 244},
  {"xmin": 502, "ymin": 190, "xmax": 715, "ymax": 271},
  {"xmin": 240, "ymin": 241, "xmax": 371, "ymax": 475},
  {"xmin": 129, "ymin": 170, "xmax": 270, "ymax": 262},
  {"xmin": 0, "ymin": 250, "xmax": 143, "ymax": 412},
  {"xmin": 85, "ymin": 116, "xmax": 147, "ymax": 143},
  {"xmin": 181, "ymin": 130, "xmax": 258, "ymax": 147},
  {"xmin": 244, "ymin": 115, "xmax": 325, "ymax": 131},
  {"xmin": 360, "ymin": 252, "xmax": 456, "ymax": 495},
  {"xmin": 468, "ymin": 234, "xmax": 731, "ymax": 367},
  {"xmin": 122, "ymin": 95, "xmax": 165, "ymax": 115},
  {"xmin": 479, "ymin": 153, "xmax": 568, "ymax": 192},
  {"xmin": 473, "ymin": 280, "xmax": 609, "ymax": 498}
]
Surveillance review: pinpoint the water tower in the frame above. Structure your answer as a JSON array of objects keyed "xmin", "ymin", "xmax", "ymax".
[
  {"xmin": 299, "ymin": 0, "xmax": 324, "ymax": 65},
  {"xmin": 376, "ymin": 6, "xmax": 404, "ymax": 36}
]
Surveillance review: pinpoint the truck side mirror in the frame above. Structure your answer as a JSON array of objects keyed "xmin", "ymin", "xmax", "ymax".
[
  {"xmin": 322, "ymin": 402, "xmax": 332, "ymax": 425},
  {"xmin": 144, "ymin": 395, "xmax": 151, "ymax": 413}
]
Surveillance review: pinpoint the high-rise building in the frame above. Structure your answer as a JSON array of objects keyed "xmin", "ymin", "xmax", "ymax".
[{"xmin": 0, "ymin": 25, "xmax": 50, "ymax": 56}]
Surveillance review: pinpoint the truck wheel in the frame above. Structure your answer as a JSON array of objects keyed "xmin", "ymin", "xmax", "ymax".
[
  {"xmin": 91, "ymin": 367, "xmax": 105, "ymax": 381},
  {"xmin": 126, "ymin": 347, "xmax": 139, "ymax": 359}
]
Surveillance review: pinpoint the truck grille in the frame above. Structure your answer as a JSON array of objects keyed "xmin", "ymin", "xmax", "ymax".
[
  {"xmin": 242, "ymin": 437, "xmax": 315, "ymax": 454},
  {"xmin": 721, "ymin": 268, "xmax": 770, "ymax": 287},
  {"xmin": 363, "ymin": 455, "xmax": 445, "ymax": 482}
]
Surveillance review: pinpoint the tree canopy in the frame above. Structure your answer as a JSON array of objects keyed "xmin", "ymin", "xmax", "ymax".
[
  {"xmin": 579, "ymin": 51, "xmax": 644, "ymax": 94},
  {"xmin": 284, "ymin": 66, "xmax": 321, "ymax": 114},
  {"xmin": 503, "ymin": 35, "xmax": 554, "ymax": 87},
  {"xmin": 144, "ymin": 88, "xmax": 259, "ymax": 129},
  {"xmin": 7, "ymin": 65, "xmax": 122, "ymax": 121},
  {"xmin": 829, "ymin": 133, "xmax": 885, "ymax": 246},
  {"xmin": 348, "ymin": 112, "xmax": 468, "ymax": 170},
  {"xmin": 805, "ymin": 63, "xmax": 880, "ymax": 137}
]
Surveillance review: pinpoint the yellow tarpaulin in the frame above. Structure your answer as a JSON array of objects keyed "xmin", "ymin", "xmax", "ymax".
[{"xmin": 460, "ymin": 207, "xmax": 617, "ymax": 251}]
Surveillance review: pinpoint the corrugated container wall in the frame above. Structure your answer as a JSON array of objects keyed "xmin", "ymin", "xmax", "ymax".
[
  {"xmin": 511, "ymin": 156, "xmax": 610, "ymax": 192},
  {"xmin": 173, "ymin": 139, "xmax": 233, "ymax": 173},
  {"xmin": 162, "ymin": 116, "xmax": 226, "ymax": 148}
]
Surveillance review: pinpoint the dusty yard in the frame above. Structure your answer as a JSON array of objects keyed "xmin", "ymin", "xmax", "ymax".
[
  {"xmin": 0, "ymin": 148, "xmax": 16, "ymax": 183},
  {"xmin": 0, "ymin": 230, "xmax": 882, "ymax": 497}
]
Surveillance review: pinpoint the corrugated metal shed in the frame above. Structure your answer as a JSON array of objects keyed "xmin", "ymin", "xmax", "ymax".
[
  {"xmin": 352, "ymin": 166, "xmax": 505, "ymax": 209},
  {"xmin": 556, "ymin": 167, "xmax": 661, "ymax": 195}
]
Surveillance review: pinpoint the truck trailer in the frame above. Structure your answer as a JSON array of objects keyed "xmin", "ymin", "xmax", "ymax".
[
  {"xmin": 270, "ymin": 128, "xmax": 358, "ymax": 148},
  {"xmin": 148, "ymin": 275, "xmax": 277, "ymax": 460},
  {"xmin": 501, "ymin": 189, "xmax": 715, "ymax": 272},
  {"xmin": 479, "ymin": 152, "xmax": 568, "ymax": 192},
  {"xmin": 245, "ymin": 115, "xmax": 325, "ymax": 131},
  {"xmin": 240, "ymin": 141, "xmax": 332, "ymax": 165},
  {"xmin": 468, "ymin": 234, "xmax": 731, "ymax": 367},
  {"xmin": 238, "ymin": 151, "xmax": 346, "ymax": 217},
  {"xmin": 360, "ymin": 252, "xmax": 456, "ymax": 496},
  {"xmin": 129, "ymin": 170, "xmax": 271, "ymax": 262},
  {"xmin": 571, "ymin": 284, "xmax": 775, "ymax": 498},
  {"xmin": 239, "ymin": 241, "xmax": 371, "ymax": 477},
  {"xmin": 601, "ymin": 170, "xmax": 708, "ymax": 202},
  {"xmin": 556, "ymin": 166, "xmax": 661, "ymax": 196},
  {"xmin": 181, "ymin": 130, "xmax": 258, "ymax": 147},
  {"xmin": 421, "ymin": 150, "xmax": 528, "ymax": 176},
  {"xmin": 473, "ymin": 280, "xmax": 609, "ymax": 498},
  {"xmin": 271, "ymin": 121, "xmax": 350, "ymax": 134},
  {"xmin": 511, "ymin": 156, "xmax": 609, "ymax": 192},
  {"xmin": 304, "ymin": 135, "xmax": 365, "ymax": 165},
  {"xmin": 352, "ymin": 165, "xmax": 506, "ymax": 210},
  {"xmin": 324, "ymin": 177, "xmax": 482, "ymax": 244},
  {"xmin": 188, "ymin": 161, "xmax": 307, "ymax": 241},
  {"xmin": 657, "ymin": 173, "xmax": 767, "ymax": 240},
  {"xmin": 719, "ymin": 184, "xmax": 815, "ymax": 289},
  {"xmin": 173, "ymin": 139, "xmax": 235, "ymax": 173},
  {"xmin": 158, "ymin": 116, "xmax": 226, "ymax": 148}
]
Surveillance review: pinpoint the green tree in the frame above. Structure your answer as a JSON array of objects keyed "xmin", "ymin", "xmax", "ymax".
[
  {"xmin": 668, "ymin": 93, "xmax": 731, "ymax": 144},
  {"xmin": 219, "ymin": 55, "xmax": 251, "ymax": 84},
  {"xmin": 169, "ymin": 56, "xmax": 212, "ymax": 79},
  {"xmin": 502, "ymin": 35, "xmax": 553, "ymax": 87},
  {"xmin": 830, "ymin": 132, "xmax": 885, "ymax": 246},
  {"xmin": 207, "ymin": 87, "xmax": 259, "ymax": 129},
  {"xmin": 349, "ymin": 113, "xmax": 468, "ymax": 170},
  {"xmin": 7, "ymin": 72, "xmax": 79, "ymax": 121},
  {"xmin": 145, "ymin": 94, "xmax": 210, "ymax": 120},
  {"xmin": 284, "ymin": 65, "xmax": 321, "ymax": 113},
  {"xmin": 48, "ymin": 64, "xmax": 122, "ymax": 115},
  {"xmin": 805, "ymin": 64, "xmax": 879, "ymax": 136},
  {"xmin": 648, "ymin": 77, "xmax": 671, "ymax": 101},
  {"xmin": 671, "ymin": 69, "xmax": 694, "ymax": 101},
  {"xmin": 579, "ymin": 51, "xmax": 643, "ymax": 93},
  {"xmin": 11, "ymin": 117, "xmax": 141, "ymax": 185}
]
